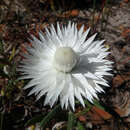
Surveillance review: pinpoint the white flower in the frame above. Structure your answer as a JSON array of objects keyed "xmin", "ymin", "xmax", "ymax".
[{"xmin": 19, "ymin": 22, "xmax": 112, "ymax": 111}]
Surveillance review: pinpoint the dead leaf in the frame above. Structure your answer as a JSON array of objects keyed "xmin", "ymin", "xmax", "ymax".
[
  {"xmin": 118, "ymin": 24, "xmax": 124, "ymax": 32},
  {"xmin": 85, "ymin": 106, "xmax": 112, "ymax": 125},
  {"xmin": 58, "ymin": 9, "xmax": 79, "ymax": 18},
  {"xmin": 77, "ymin": 23, "xmax": 89, "ymax": 32},
  {"xmin": 78, "ymin": 115, "xmax": 86, "ymax": 122},
  {"xmin": 121, "ymin": 28, "xmax": 130, "ymax": 38},
  {"xmin": 123, "ymin": 0, "xmax": 129, "ymax": 3},
  {"xmin": 119, "ymin": 57, "xmax": 130, "ymax": 65},
  {"xmin": 94, "ymin": 13, "xmax": 100, "ymax": 23},
  {"xmin": 112, "ymin": 75, "xmax": 124, "ymax": 88},
  {"xmin": 114, "ymin": 98, "xmax": 130, "ymax": 117},
  {"xmin": 87, "ymin": 109, "xmax": 104, "ymax": 125},
  {"xmin": 92, "ymin": 106, "xmax": 112, "ymax": 120},
  {"xmin": 71, "ymin": 9, "xmax": 79, "ymax": 17}
]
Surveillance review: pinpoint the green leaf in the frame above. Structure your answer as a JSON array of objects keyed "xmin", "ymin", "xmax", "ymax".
[
  {"xmin": 84, "ymin": 100, "xmax": 92, "ymax": 107},
  {"xmin": 40, "ymin": 104, "xmax": 60, "ymax": 128},
  {"xmin": 25, "ymin": 115, "xmax": 44, "ymax": 127},
  {"xmin": 75, "ymin": 106, "xmax": 92, "ymax": 118},
  {"xmin": 93, "ymin": 100, "xmax": 105, "ymax": 110},
  {"xmin": 77, "ymin": 122, "xmax": 85, "ymax": 130},
  {"xmin": 67, "ymin": 111, "xmax": 75, "ymax": 130},
  {"xmin": 9, "ymin": 47, "xmax": 16, "ymax": 61}
]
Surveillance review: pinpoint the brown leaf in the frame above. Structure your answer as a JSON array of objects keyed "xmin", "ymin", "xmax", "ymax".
[
  {"xmin": 77, "ymin": 23, "xmax": 89, "ymax": 32},
  {"xmin": 92, "ymin": 106, "xmax": 112, "ymax": 120},
  {"xmin": 123, "ymin": 0, "xmax": 129, "ymax": 3},
  {"xmin": 112, "ymin": 75, "xmax": 124, "ymax": 88},
  {"xmin": 78, "ymin": 115, "xmax": 86, "ymax": 122},
  {"xmin": 86, "ymin": 106, "xmax": 112, "ymax": 125},
  {"xmin": 87, "ymin": 109, "xmax": 103, "ymax": 125},
  {"xmin": 121, "ymin": 28, "xmax": 130, "ymax": 38},
  {"xmin": 58, "ymin": 9, "xmax": 79, "ymax": 18},
  {"xmin": 71, "ymin": 9, "xmax": 79, "ymax": 17},
  {"xmin": 114, "ymin": 98, "xmax": 130, "ymax": 117}
]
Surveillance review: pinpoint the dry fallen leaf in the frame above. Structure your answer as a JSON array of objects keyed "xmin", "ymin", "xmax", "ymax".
[
  {"xmin": 114, "ymin": 96, "xmax": 130, "ymax": 117},
  {"xmin": 85, "ymin": 106, "xmax": 112, "ymax": 125},
  {"xmin": 121, "ymin": 28, "xmax": 130, "ymax": 38},
  {"xmin": 71, "ymin": 9, "xmax": 79, "ymax": 17},
  {"xmin": 92, "ymin": 106, "xmax": 112, "ymax": 120},
  {"xmin": 78, "ymin": 115, "xmax": 86, "ymax": 122},
  {"xmin": 123, "ymin": 0, "xmax": 129, "ymax": 3},
  {"xmin": 112, "ymin": 75, "xmax": 124, "ymax": 88},
  {"xmin": 58, "ymin": 9, "xmax": 79, "ymax": 18}
]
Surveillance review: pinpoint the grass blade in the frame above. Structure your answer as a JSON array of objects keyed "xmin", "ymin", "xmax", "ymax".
[
  {"xmin": 67, "ymin": 111, "xmax": 75, "ymax": 130},
  {"xmin": 25, "ymin": 115, "xmax": 44, "ymax": 127},
  {"xmin": 40, "ymin": 104, "xmax": 60, "ymax": 128},
  {"xmin": 93, "ymin": 100, "xmax": 105, "ymax": 110},
  {"xmin": 77, "ymin": 122, "xmax": 85, "ymax": 130}
]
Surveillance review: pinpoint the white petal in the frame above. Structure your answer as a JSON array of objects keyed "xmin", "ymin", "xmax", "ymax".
[
  {"xmin": 36, "ymin": 76, "xmax": 56, "ymax": 100},
  {"xmin": 84, "ymin": 72, "xmax": 100, "ymax": 80},
  {"xmin": 60, "ymin": 74, "xmax": 70, "ymax": 109},
  {"xmin": 74, "ymin": 28, "xmax": 90, "ymax": 51},
  {"xmin": 86, "ymin": 40, "xmax": 105, "ymax": 54},
  {"xmin": 49, "ymin": 80, "xmax": 65, "ymax": 107},
  {"xmin": 78, "ymin": 25, "xmax": 84, "ymax": 38},
  {"xmin": 75, "ymin": 88, "xmax": 85, "ymax": 107},
  {"xmin": 70, "ymin": 24, "xmax": 78, "ymax": 48},
  {"xmin": 87, "ymin": 79, "xmax": 104, "ymax": 93},
  {"xmin": 24, "ymin": 79, "xmax": 40, "ymax": 89},
  {"xmin": 80, "ymin": 33, "xmax": 97, "ymax": 53},
  {"xmin": 71, "ymin": 76, "xmax": 85, "ymax": 107},
  {"xmin": 94, "ymin": 80, "xmax": 109, "ymax": 87},
  {"xmin": 57, "ymin": 22, "xmax": 62, "ymax": 39},
  {"xmin": 72, "ymin": 73, "xmax": 94, "ymax": 102},
  {"xmin": 68, "ymin": 81, "xmax": 75, "ymax": 111},
  {"xmin": 28, "ymin": 85, "xmax": 42, "ymax": 96},
  {"xmin": 45, "ymin": 72, "xmax": 65, "ymax": 107},
  {"xmin": 60, "ymin": 74, "xmax": 74, "ymax": 110}
]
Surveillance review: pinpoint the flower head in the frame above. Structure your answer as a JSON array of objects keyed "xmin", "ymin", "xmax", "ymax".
[{"xmin": 19, "ymin": 22, "xmax": 112, "ymax": 111}]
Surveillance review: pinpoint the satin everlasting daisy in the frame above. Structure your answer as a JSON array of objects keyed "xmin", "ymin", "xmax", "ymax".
[{"xmin": 19, "ymin": 22, "xmax": 112, "ymax": 111}]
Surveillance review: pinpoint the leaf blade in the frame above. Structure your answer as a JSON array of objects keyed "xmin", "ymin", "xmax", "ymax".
[
  {"xmin": 67, "ymin": 111, "xmax": 75, "ymax": 130},
  {"xmin": 40, "ymin": 104, "xmax": 60, "ymax": 128}
]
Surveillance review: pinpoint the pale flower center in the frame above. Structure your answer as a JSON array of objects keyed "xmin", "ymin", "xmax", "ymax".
[{"xmin": 53, "ymin": 47, "xmax": 78, "ymax": 73}]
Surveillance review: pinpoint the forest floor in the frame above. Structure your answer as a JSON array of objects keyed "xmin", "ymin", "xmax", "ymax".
[{"xmin": 0, "ymin": 0, "xmax": 130, "ymax": 130}]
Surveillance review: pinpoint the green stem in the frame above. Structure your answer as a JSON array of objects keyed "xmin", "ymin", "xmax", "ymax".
[
  {"xmin": 67, "ymin": 111, "xmax": 75, "ymax": 130},
  {"xmin": 75, "ymin": 106, "xmax": 92, "ymax": 118}
]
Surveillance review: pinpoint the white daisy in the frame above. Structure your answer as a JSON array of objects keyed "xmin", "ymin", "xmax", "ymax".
[{"xmin": 19, "ymin": 22, "xmax": 112, "ymax": 111}]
